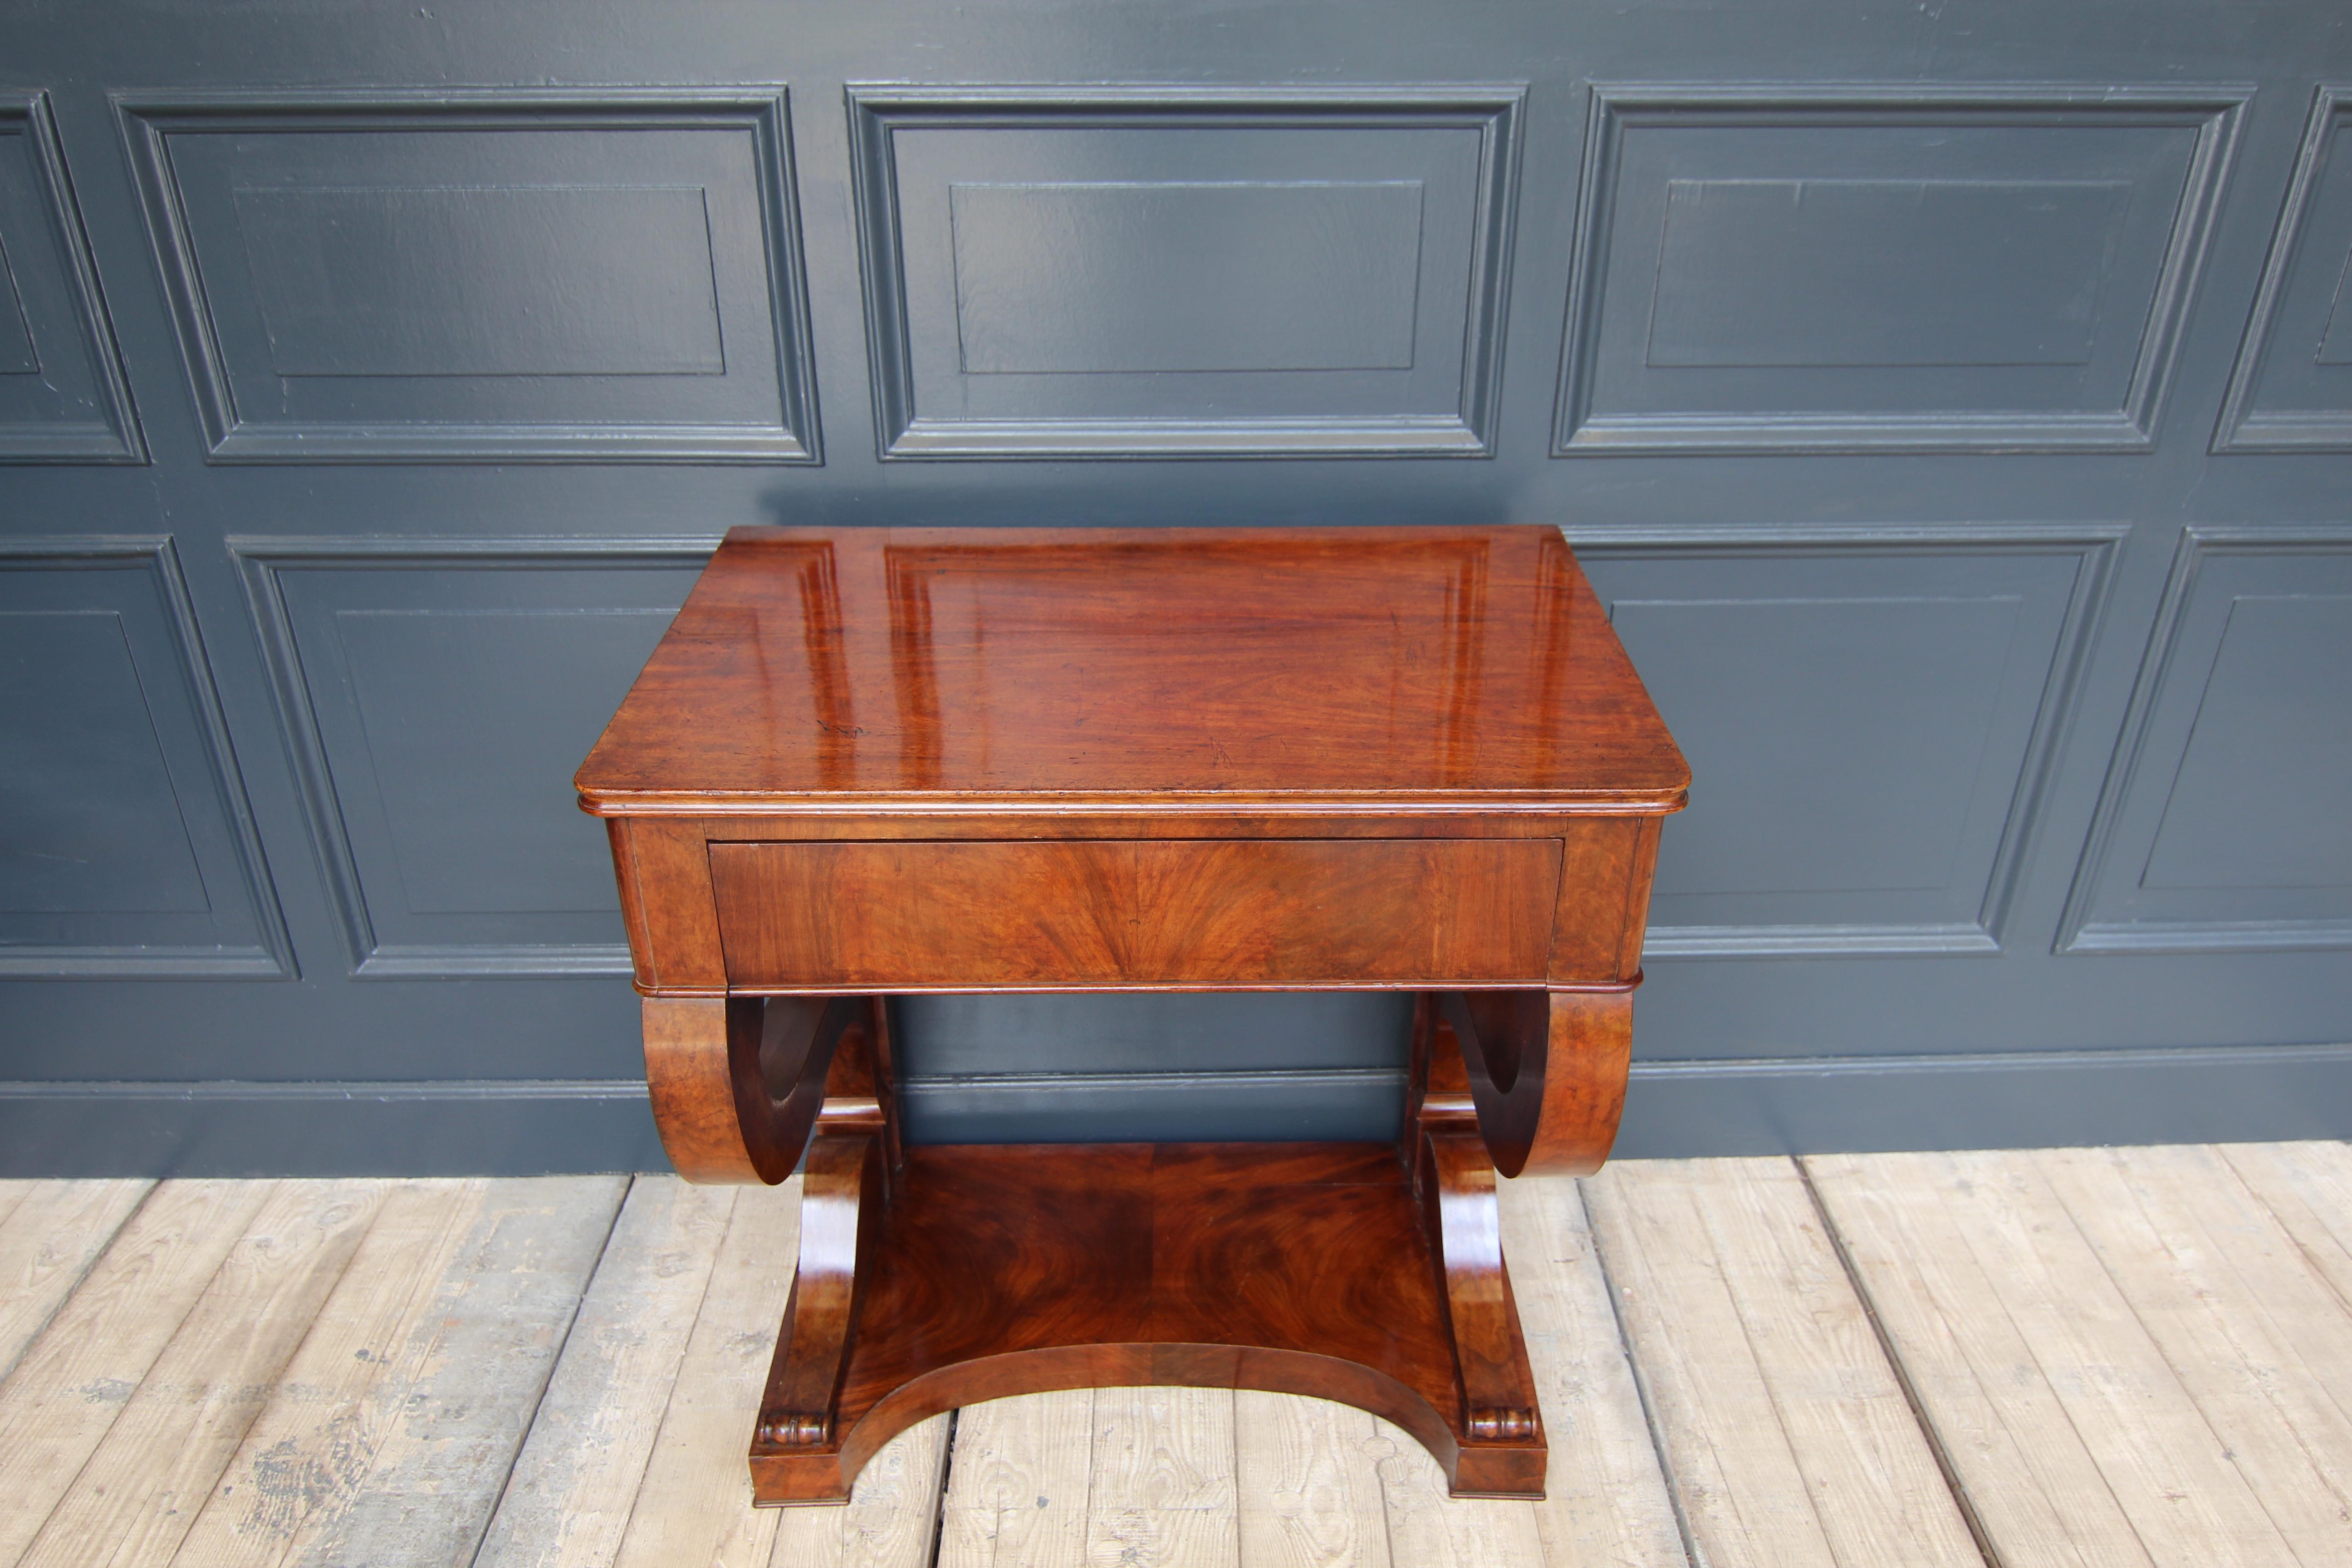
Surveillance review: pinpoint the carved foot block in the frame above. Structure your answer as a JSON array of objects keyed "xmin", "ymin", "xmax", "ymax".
[{"xmin": 745, "ymin": 1140, "xmax": 1546, "ymax": 1505}]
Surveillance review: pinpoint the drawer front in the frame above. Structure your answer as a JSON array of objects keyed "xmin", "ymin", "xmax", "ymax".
[{"xmin": 708, "ymin": 838, "xmax": 1561, "ymax": 989}]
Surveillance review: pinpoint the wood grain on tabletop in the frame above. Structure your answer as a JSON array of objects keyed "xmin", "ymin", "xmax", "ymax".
[{"xmin": 575, "ymin": 525, "xmax": 1689, "ymax": 813}]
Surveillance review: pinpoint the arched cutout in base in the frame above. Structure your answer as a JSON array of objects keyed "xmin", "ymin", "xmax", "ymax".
[
  {"xmin": 742, "ymin": 1135, "xmax": 1550, "ymax": 1506},
  {"xmin": 640, "ymin": 987, "xmax": 1635, "ymax": 1507}
]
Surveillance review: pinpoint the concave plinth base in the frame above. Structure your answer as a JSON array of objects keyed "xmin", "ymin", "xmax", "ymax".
[{"xmin": 749, "ymin": 1140, "xmax": 1546, "ymax": 1504}]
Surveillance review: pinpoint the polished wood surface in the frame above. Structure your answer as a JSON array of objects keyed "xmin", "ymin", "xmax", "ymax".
[
  {"xmin": 579, "ymin": 524, "xmax": 1687, "ymax": 1507},
  {"xmin": 1439, "ymin": 988, "xmax": 1636, "ymax": 1176},
  {"xmin": 608, "ymin": 817, "xmax": 728, "ymax": 995},
  {"xmin": 734, "ymin": 992, "xmax": 1596, "ymax": 1504},
  {"xmin": 1413, "ymin": 1023, "xmax": 1544, "ymax": 1452},
  {"xmin": 645, "ymin": 995, "xmax": 902, "ymax": 1186},
  {"xmin": 642, "ymin": 996, "xmax": 867, "ymax": 1184},
  {"xmin": 759, "ymin": 1133, "xmax": 881, "ymax": 1450},
  {"xmin": 577, "ymin": 526, "xmax": 1688, "ymax": 815},
  {"xmin": 748, "ymin": 1139, "xmax": 1544, "ymax": 1506},
  {"xmin": 709, "ymin": 837, "xmax": 1560, "ymax": 990},
  {"xmin": 613, "ymin": 811, "xmax": 1662, "ymax": 998}
]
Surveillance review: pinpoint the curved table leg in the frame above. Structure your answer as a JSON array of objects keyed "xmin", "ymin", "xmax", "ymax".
[
  {"xmin": 751, "ymin": 1132, "xmax": 884, "ymax": 1503},
  {"xmin": 640, "ymin": 994, "xmax": 868, "ymax": 1184},
  {"xmin": 1402, "ymin": 984, "xmax": 1641, "ymax": 1491},
  {"xmin": 1437, "ymin": 983, "xmax": 1637, "ymax": 1177},
  {"xmin": 1421, "ymin": 1132, "xmax": 1542, "ymax": 1446},
  {"xmin": 1412, "ymin": 999, "xmax": 1549, "ymax": 1496}
]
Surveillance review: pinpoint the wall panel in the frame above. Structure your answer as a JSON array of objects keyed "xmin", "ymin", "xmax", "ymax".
[
  {"xmin": 2061, "ymin": 526, "xmax": 2352, "ymax": 951},
  {"xmin": 3, "ymin": 0, "xmax": 2350, "ymax": 1171},
  {"xmin": 0, "ymin": 540, "xmax": 289, "ymax": 975},
  {"xmin": 848, "ymin": 85, "xmax": 1523, "ymax": 457},
  {"xmin": 117, "ymin": 91, "xmax": 820, "ymax": 462},
  {"xmin": 1575, "ymin": 526, "xmax": 2120, "ymax": 955},
  {"xmin": 234, "ymin": 539, "xmax": 705, "ymax": 975},
  {"xmin": 2214, "ymin": 86, "xmax": 2352, "ymax": 451},
  {"xmin": 0, "ymin": 92, "xmax": 142, "ymax": 462},
  {"xmin": 1554, "ymin": 86, "xmax": 2245, "ymax": 454}
]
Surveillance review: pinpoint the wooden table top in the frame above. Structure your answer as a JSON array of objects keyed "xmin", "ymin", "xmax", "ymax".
[{"xmin": 576, "ymin": 524, "xmax": 1687, "ymax": 816}]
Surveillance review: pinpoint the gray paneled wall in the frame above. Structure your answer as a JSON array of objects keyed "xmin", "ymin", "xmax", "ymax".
[
  {"xmin": 0, "ymin": 95, "xmax": 142, "ymax": 461},
  {"xmin": 0, "ymin": 539, "xmax": 288, "ymax": 977},
  {"xmin": 1554, "ymin": 86, "xmax": 2242, "ymax": 452},
  {"xmin": 233, "ymin": 540, "xmax": 706, "ymax": 975},
  {"xmin": 118, "ymin": 92, "xmax": 821, "ymax": 462},
  {"xmin": 1583, "ymin": 526, "xmax": 2119, "ymax": 956},
  {"xmin": 0, "ymin": 0, "xmax": 2347, "ymax": 1174},
  {"xmin": 847, "ymin": 86, "xmax": 1520, "ymax": 456}
]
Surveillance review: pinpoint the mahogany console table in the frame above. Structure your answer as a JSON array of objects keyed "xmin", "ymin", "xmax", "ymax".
[{"xmin": 576, "ymin": 524, "xmax": 1687, "ymax": 1504}]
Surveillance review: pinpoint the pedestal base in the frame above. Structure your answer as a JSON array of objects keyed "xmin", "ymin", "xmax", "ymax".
[{"xmin": 749, "ymin": 1140, "xmax": 1546, "ymax": 1504}]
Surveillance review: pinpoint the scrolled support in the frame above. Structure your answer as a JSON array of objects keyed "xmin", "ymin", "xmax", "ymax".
[
  {"xmin": 641, "ymin": 994, "xmax": 864, "ymax": 1184},
  {"xmin": 1417, "ymin": 1127, "xmax": 1544, "ymax": 1449},
  {"xmin": 1436, "ymin": 983, "xmax": 1636, "ymax": 1178},
  {"xmin": 754, "ymin": 1132, "xmax": 883, "ymax": 1471}
]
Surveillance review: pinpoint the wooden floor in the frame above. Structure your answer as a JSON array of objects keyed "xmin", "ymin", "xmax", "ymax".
[{"xmin": 3, "ymin": 1144, "xmax": 2350, "ymax": 1567}]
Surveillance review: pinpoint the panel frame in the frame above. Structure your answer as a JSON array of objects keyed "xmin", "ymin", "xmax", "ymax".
[
  {"xmin": 2057, "ymin": 522, "xmax": 2352, "ymax": 954},
  {"xmin": 1551, "ymin": 83, "xmax": 2250, "ymax": 456},
  {"xmin": 844, "ymin": 82, "xmax": 1526, "ymax": 460},
  {"xmin": 0, "ymin": 536, "xmax": 293, "ymax": 977},
  {"xmin": 2210, "ymin": 83, "xmax": 2352, "ymax": 453},
  {"xmin": 112, "ymin": 87, "xmax": 823, "ymax": 465},
  {"xmin": 230, "ymin": 535, "xmax": 718, "ymax": 978},
  {"xmin": 0, "ymin": 88, "xmax": 145, "ymax": 463},
  {"xmin": 1568, "ymin": 522, "xmax": 2126, "ymax": 958}
]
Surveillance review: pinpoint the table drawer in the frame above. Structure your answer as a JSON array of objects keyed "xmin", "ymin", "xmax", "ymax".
[{"xmin": 707, "ymin": 838, "xmax": 1560, "ymax": 989}]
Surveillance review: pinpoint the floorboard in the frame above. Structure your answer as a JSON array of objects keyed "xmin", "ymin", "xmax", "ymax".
[
  {"xmin": 1810, "ymin": 1149, "xmax": 2309, "ymax": 1568},
  {"xmin": 0, "ymin": 1182, "xmax": 270, "ymax": 1565},
  {"xmin": 608, "ymin": 1179, "xmax": 801, "ymax": 1568},
  {"xmin": 766, "ymin": 1411, "xmax": 951, "ymax": 1568},
  {"xmin": 2, "ymin": 1146, "xmax": 2348, "ymax": 1568},
  {"xmin": 2044, "ymin": 1146, "xmax": 2352, "ymax": 1565},
  {"xmin": 2215, "ymin": 1142, "xmax": 2352, "ymax": 1324},
  {"xmin": 168, "ymin": 1180, "xmax": 494, "ymax": 1568},
  {"xmin": 1583, "ymin": 1156, "xmax": 1982, "ymax": 1568},
  {"xmin": 474, "ymin": 1177, "xmax": 739, "ymax": 1568},
  {"xmin": 0, "ymin": 1179, "xmax": 153, "ymax": 1386},
  {"xmin": 1232, "ymin": 1392, "xmax": 1391, "ymax": 1568},
  {"xmin": 1504, "ymin": 1176, "xmax": 1687, "ymax": 1568},
  {"xmin": 936, "ymin": 1388, "xmax": 1097, "ymax": 1568},
  {"xmin": 1371, "ymin": 1412, "xmax": 1552, "ymax": 1568},
  {"xmin": 1084, "ymin": 1386, "xmax": 1241, "ymax": 1568},
  {"xmin": 18, "ymin": 1181, "xmax": 386, "ymax": 1568},
  {"xmin": 292, "ymin": 1176, "xmax": 629, "ymax": 1568},
  {"xmin": 1805, "ymin": 1153, "xmax": 2152, "ymax": 1568}
]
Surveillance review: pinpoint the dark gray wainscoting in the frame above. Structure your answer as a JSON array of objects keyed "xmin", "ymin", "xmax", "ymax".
[
  {"xmin": 3, "ymin": 0, "xmax": 2348, "ymax": 1173},
  {"xmin": 0, "ymin": 1077, "xmax": 663, "ymax": 1177},
  {"xmin": 1614, "ymin": 1044, "xmax": 2352, "ymax": 1157},
  {"xmin": 12, "ymin": 1043, "xmax": 2352, "ymax": 1175}
]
